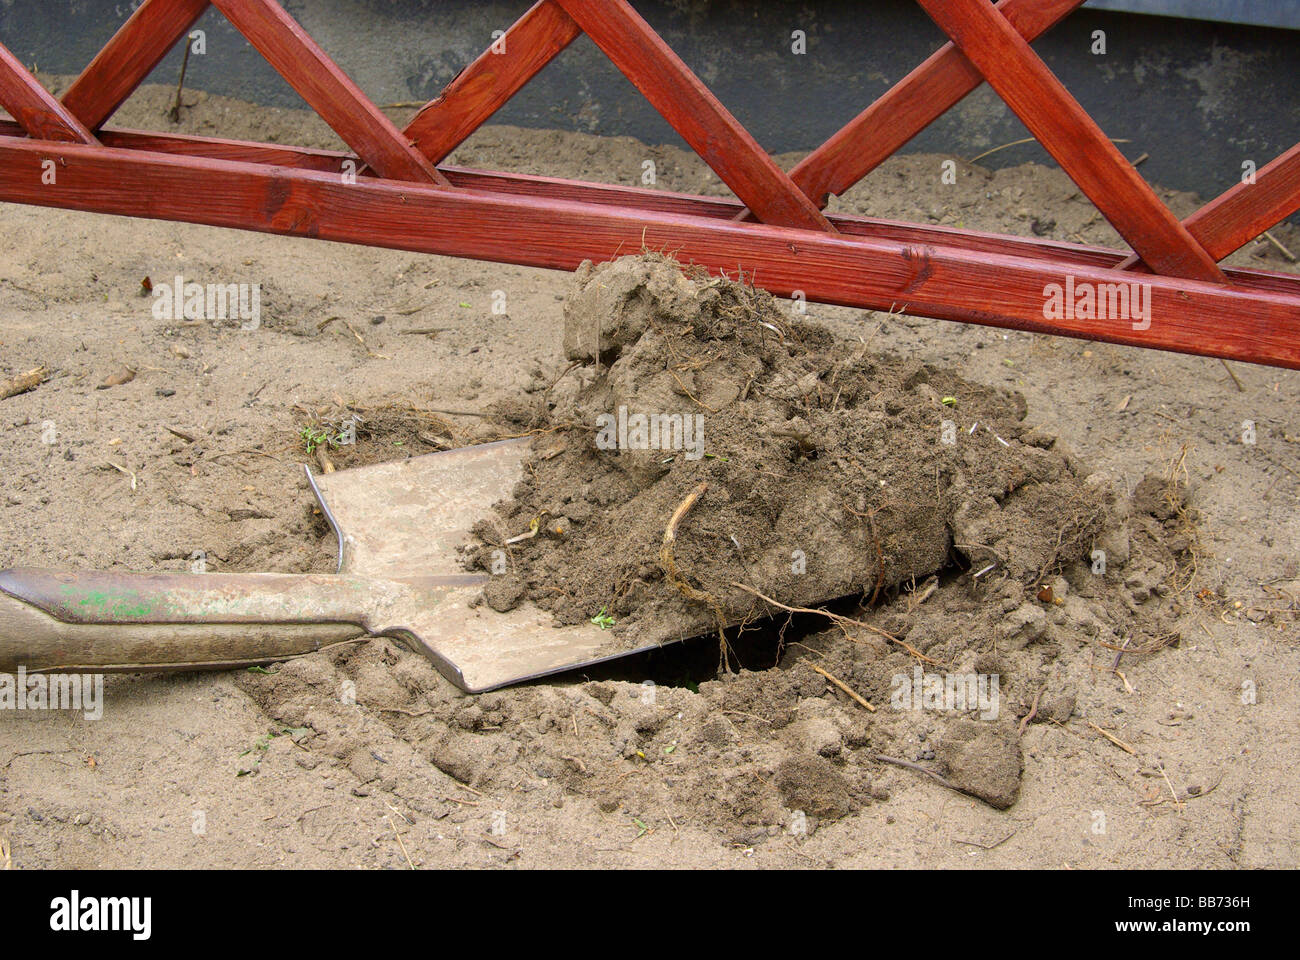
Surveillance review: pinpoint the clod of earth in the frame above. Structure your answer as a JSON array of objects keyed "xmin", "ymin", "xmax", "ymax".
[
  {"xmin": 934, "ymin": 719, "xmax": 1024, "ymax": 810},
  {"xmin": 465, "ymin": 253, "xmax": 1112, "ymax": 650},
  {"xmin": 774, "ymin": 755, "xmax": 856, "ymax": 821}
]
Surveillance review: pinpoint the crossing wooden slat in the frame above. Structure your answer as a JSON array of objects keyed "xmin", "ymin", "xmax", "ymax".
[
  {"xmin": 2, "ymin": 136, "xmax": 1298, "ymax": 368},
  {"xmin": 0, "ymin": 42, "xmax": 97, "ymax": 142},
  {"xmin": 404, "ymin": 0, "xmax": 581, "ymax": 164},
  {"xmin": 916, "ymin": 0, "xmax": 1225, "ymax": 283},
  {"xmin": 1120, "ymin": 143, "xmax": 1300, "ymax": 270},
  {"xmin": 61, "ymin": 0, "xmax": 211, "ymax": 131},
  {"xmin": 1183, "ymin": 143, "xmax": 1300, "ymax": 261},
  {"xmin": 554, "ymin": 0, "xmax": 832, "ymax": 232},
  {"xmin": 788, "ymin": 0, "xmax": 1084, "ymax": 208},
  {"xmin": 212, "ymin": 0, "xmax": 448, "ymax": 184}
]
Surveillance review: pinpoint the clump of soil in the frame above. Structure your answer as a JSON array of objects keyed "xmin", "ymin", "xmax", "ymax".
[
  {"xmin": 292, "ymin": 400, "xmax": 459, "ymax": 471},
  {"xmin": 464, "ymin": 254, "xmax": 1109, "ymax": 650}
]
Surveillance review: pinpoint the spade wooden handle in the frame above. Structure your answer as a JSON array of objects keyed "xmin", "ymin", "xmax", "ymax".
[{"xmin": 0, "ymin": 568, "xmax": 370, "ymax": 672}]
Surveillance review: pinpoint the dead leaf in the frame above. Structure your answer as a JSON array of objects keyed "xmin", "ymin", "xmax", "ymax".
[{"xmin": 97, "ymin": 367, "xmax": 136, "ymax": 389}]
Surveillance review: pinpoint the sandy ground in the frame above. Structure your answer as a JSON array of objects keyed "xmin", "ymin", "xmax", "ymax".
[{"xmin": 1, "ymin": 82, "xmax": 1298, "ymax": 869}]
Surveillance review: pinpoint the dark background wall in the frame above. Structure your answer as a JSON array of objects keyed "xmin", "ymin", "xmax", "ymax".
[
  {"xmin": 1088, "ymin": 0, "xmax": 1300, "ymax": 30},
  {"xmin": 2, "ymin": 1, "xmax": 1297, "ymax": 208}
]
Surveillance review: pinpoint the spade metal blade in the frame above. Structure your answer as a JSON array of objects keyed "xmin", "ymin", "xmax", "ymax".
[{"xmin": 306, "ymin": 438, "xmax": 665, "ymax": 692}]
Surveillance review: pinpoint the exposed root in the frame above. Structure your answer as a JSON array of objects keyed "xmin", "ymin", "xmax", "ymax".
[
  {"xmin": 660, "ymin": 483, "xmax": 730, "ymax": 666},
  {"xmin": 727, "ymin": 581, "xmax": 940, "ymax": 665}
]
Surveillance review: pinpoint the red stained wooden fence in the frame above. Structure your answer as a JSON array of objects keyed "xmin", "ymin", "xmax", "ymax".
[{"xmin": 0, "ymin": 0, "xmax": 1297, "ymax": 367}]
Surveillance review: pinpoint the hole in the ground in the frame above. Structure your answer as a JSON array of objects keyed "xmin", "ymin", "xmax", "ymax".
[
  {"xmin": 555, "ymin": 549, "xmax": 975, "ymax": 691},
  {"xmin": 567, "ymin": 605, "xmax": 833, "ymax": 690}
]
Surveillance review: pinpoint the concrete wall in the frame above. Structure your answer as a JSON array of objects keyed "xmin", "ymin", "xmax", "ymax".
[
  {"xmin": 1086, "ymin": 0, "xmax": 1300, "ymax": 31},
  {"xmin": 3, "ymin": 0, "xmax": 1297, "ymax": 207}
]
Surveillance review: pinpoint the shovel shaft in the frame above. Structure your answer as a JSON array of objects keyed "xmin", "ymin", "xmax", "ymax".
[{"xmin": 0, "ymin": 568, "xmax": 374, "ymax": 672}]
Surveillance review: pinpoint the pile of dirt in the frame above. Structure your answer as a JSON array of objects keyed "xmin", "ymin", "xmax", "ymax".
[
  {"xmin": 463, "ymin": 254, "xmax": 1111, "ymax": 652},
  {"xmin": 437, "ymin": 254, "xmax": 1200, "ymax": 817},
  {"xmin": 234, "ymin": 455, "xmax": 1191, "ymax": 831}
]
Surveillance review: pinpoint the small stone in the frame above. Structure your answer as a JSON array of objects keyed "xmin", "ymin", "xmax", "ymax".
[{"xmin": 1038, "ymin": 691, "xmax": 1076, "ymax": 724}]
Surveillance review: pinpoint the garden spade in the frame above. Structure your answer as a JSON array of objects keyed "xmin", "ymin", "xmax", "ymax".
[{"xmin": 0, "ymin": 439, "xmax": 655, "ymax": 693}]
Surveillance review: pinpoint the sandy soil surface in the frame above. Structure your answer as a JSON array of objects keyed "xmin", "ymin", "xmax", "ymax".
[{"xmin": 1, "ymin": 81, "xmax": 1298, "ymax": 869}]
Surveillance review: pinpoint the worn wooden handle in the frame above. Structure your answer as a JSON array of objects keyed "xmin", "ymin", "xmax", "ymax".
[{"xmin": 0, "ymin": 569, "xmax": 371, "ymax": 673}]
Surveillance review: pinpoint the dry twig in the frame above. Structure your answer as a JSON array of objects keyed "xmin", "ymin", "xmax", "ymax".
[
  {"xmin": 1086, "ymin": 720, "xmax": 1136, "ymax": 755},
  {"xmin": 0, "ymin": 366, "xmax": 47, "ymax": 401},
  {"xmin": 809, "ymin": 664, "xmax": 875, "ymax": 712}
]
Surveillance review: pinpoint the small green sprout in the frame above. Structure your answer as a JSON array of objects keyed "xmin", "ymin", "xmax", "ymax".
[
  {"xmin": 299, "ymin": 425, "xmax": 329, "ymax": 454},
  {"xmin": 236, "ymin": 728, "xmax": 283, "ymax": 774},
  {"xmin": 590, "ymin": 606, "xmax": 616, "ymax": 630},
  {"xmin": 299, "ymin": 424, "xmax": 352, "ymax": 455}
]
